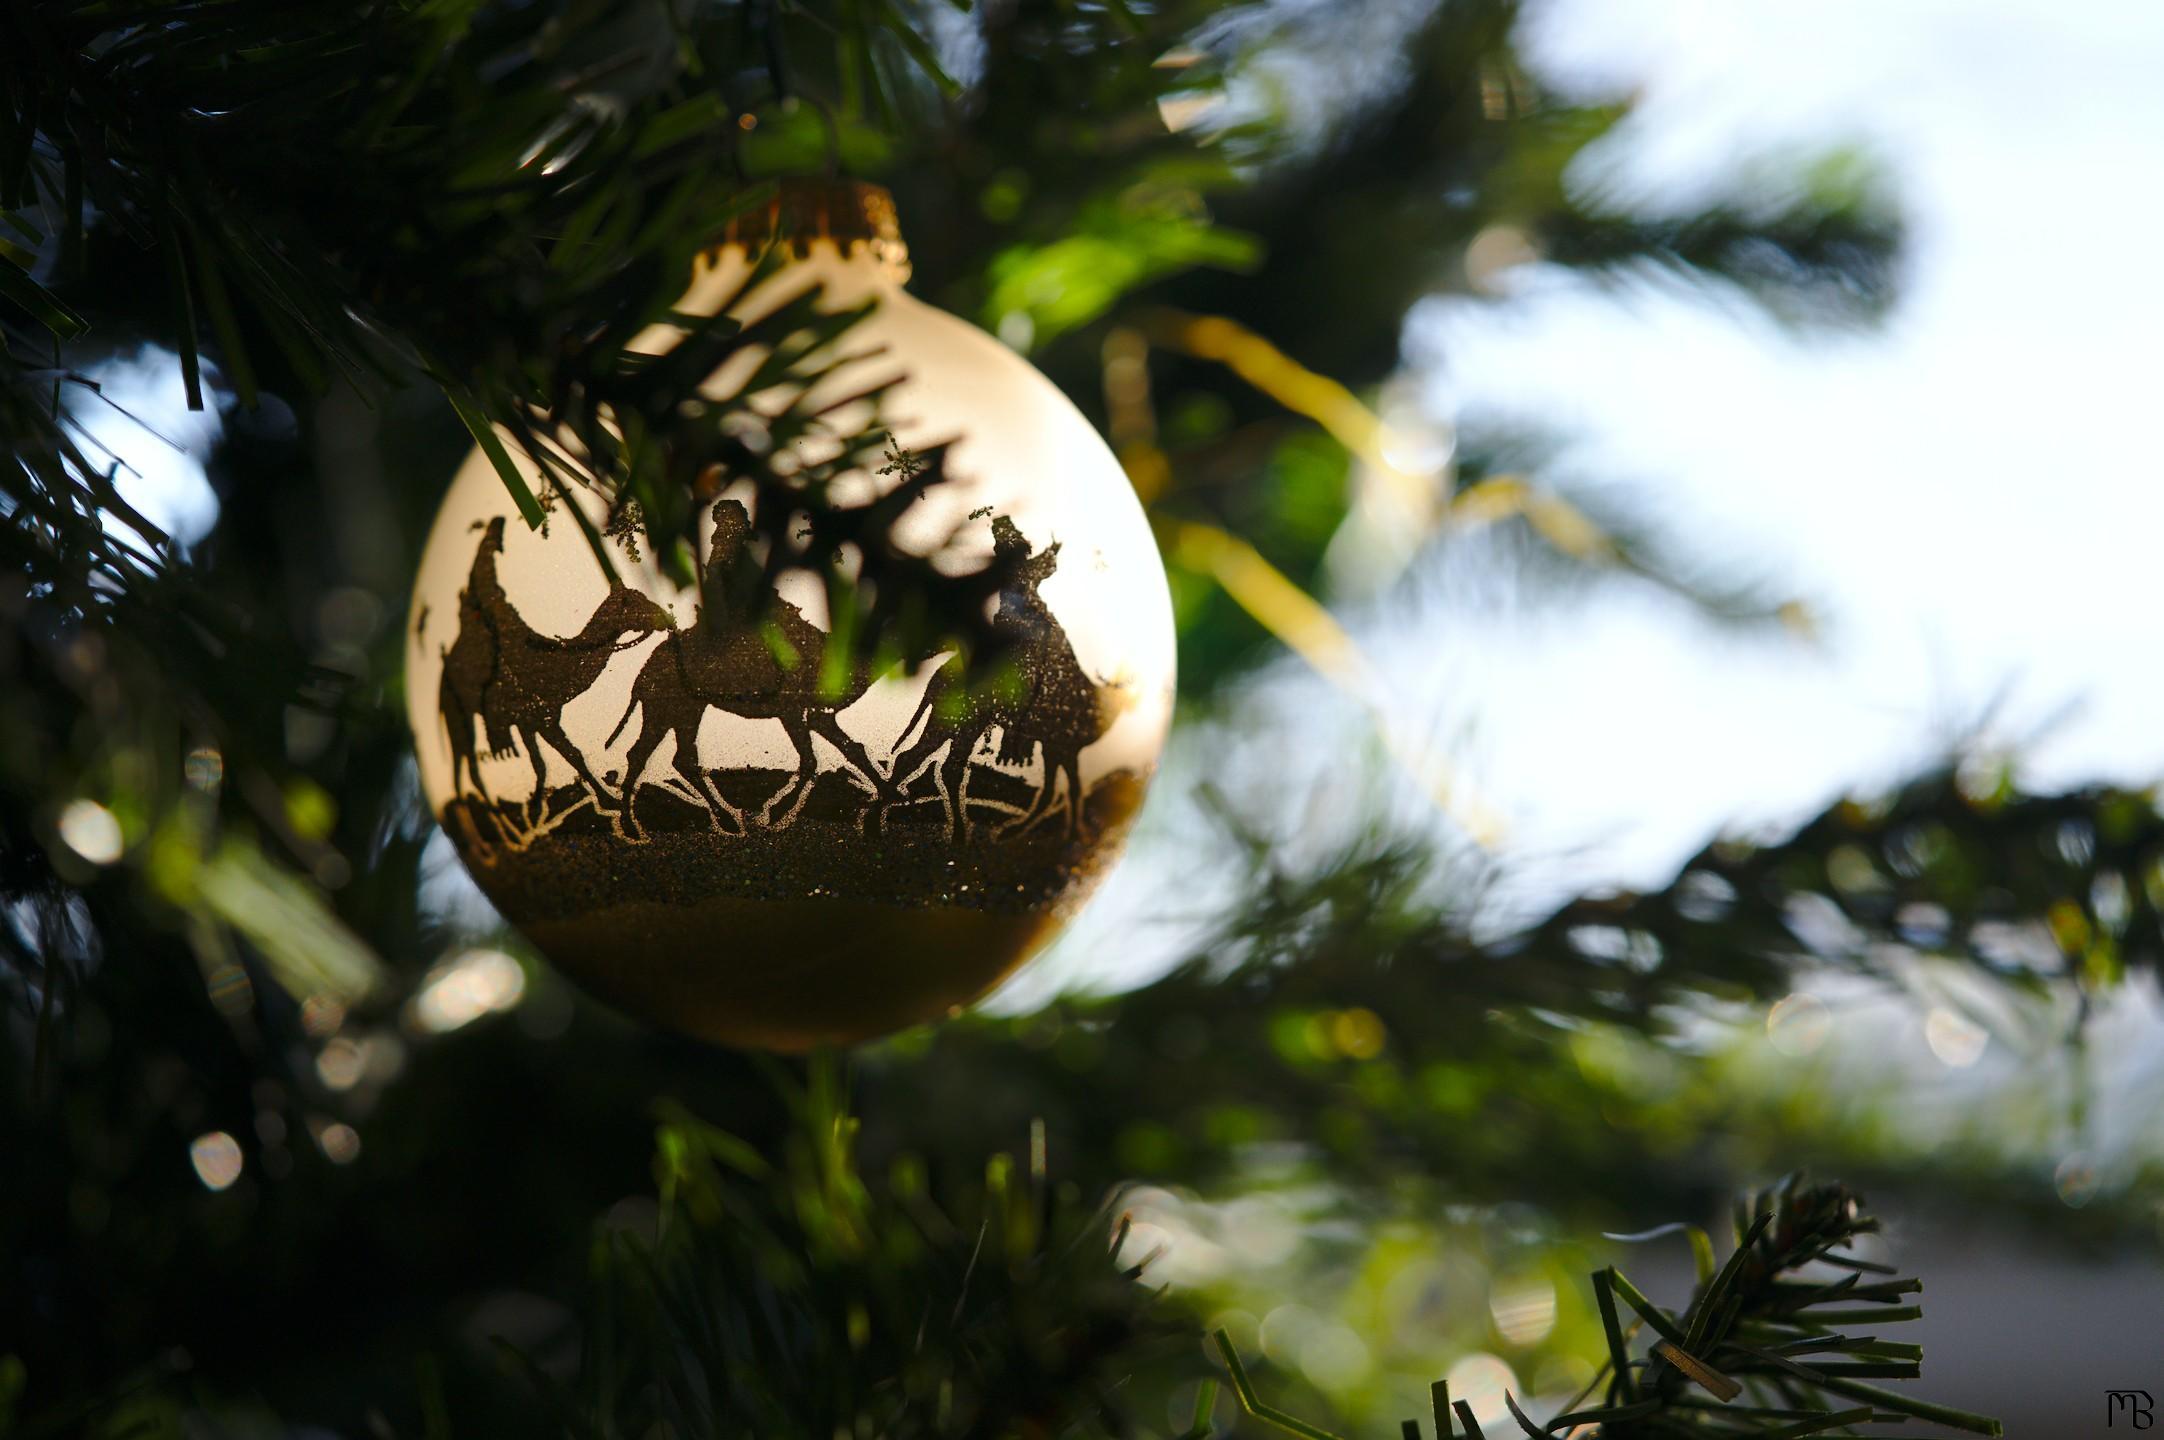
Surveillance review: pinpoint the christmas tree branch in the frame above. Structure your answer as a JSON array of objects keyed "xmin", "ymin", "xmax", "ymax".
[
  {"xmin": 1211, "ymin": 1179, "xmax": 2001, "ymax": 1439},
  {"xmin": 522, "ymin": 1071, "xmax": 1203, "ymax": 1440},
  {"xmin": 871, "ymin": 765, "xmax": 2164, "ymax": 1236}
]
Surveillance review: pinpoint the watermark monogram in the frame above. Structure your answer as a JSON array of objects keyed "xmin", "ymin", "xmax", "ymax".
[{"xmin": 2109, "ymin": 1390, "xmax": 2155, "ymax": 1428}]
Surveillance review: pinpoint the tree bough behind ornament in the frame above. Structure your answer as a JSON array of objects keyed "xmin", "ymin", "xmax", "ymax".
[{"xmin": 404, "ymin": 180, "xmax": 1176, "ymax": 1051}]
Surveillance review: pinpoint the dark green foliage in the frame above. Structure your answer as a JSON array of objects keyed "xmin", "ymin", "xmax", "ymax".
[
  {"xmin": 4, "ymin": 759, "xmax": 2133, "ymax": 1432},
  {"xmin": 523, "ymin": 1074, "xmax": 1198, "ymax": 1439},
  {"xmin": 0, "ymin": 0, "xmax": 1021, "ymax": 643}
]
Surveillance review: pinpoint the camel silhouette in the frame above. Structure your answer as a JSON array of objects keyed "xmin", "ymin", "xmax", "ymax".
[
  {"xmin": 604, "ymin": 499, "xmax": 892, "ymax": 841},
  {"xmin": 438, "ymin": 516, "xmax": 677, "ymax": 844},
  {"xmin": 885, "ymin": 517, "xmax": 1123, "ymax": 841}
]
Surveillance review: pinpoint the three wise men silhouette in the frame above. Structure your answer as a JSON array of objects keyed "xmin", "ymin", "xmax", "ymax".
[{"xmin": 437, "ymin": 498, "xmax": 1125, "ymax": 848}]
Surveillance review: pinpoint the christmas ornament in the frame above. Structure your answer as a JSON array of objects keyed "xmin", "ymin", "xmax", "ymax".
[{"xmin": 405, "ymin": 180, "xmax": 1176, "ymax": 1051}]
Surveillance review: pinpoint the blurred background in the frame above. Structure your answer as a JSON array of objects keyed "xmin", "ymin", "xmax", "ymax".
[{"xmin": 7, "ymin": 0, "xmax": 2164, "ymax": 1435}]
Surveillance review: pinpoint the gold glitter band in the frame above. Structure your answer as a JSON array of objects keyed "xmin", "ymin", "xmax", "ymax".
[{"xmin": 711, "ymin": 178, "xmax": 911, "ymax": 282}]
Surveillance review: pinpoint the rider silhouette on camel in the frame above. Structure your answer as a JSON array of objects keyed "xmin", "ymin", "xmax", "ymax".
[{"xmin": 439, "ymin": 515, "xmax": 677, "ymax": 847}]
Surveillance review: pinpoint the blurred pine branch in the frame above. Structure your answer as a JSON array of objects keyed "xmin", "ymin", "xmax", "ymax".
[
  {"xmin": 1212, "ymin": 1179, "xmax": 2001, "ymax": 1438},
  {"xmin": 526, "ymin": 1071, "xmax": 1199, "ymax": 1439},
  {"xmin": 873, "ymin": 766, "xmax": 2164, "ymax": 1227}
]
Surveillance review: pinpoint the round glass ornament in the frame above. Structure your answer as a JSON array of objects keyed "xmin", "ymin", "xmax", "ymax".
[{"xmin": 404, "ymin": 181, "xmax": 1175, "ymax": 1050}]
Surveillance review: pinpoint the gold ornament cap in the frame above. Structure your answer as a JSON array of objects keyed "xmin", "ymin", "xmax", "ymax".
[{"xmin": 714, "ymin": 177, "xmax": 910, "ymax": 283}]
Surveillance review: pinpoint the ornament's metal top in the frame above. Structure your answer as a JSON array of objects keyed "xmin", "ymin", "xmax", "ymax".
[{"xmin": 710, "ymin": 177, "xmax": 911, "ymax": 283}]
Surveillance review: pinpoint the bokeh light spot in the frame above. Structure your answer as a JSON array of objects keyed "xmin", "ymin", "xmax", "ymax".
[
  {"xmin": 1765, "ymin": 992, "xmax": 1831, "ymax": 1056},
  {"xmin": 408, "ymin": 948, "xmax": 527, "ymax": 1034},
  {"xmin": 1206, "ymin": 1309, "xmax": 1261, "ymax": 1366},
  {"xmin": 1123, "ymin": 1219, "xmax": 1174, "ymax": 1276},
  {"xmin": 184, "ymin": 745, "xmax": 224, "ymax": 793},
  {"xmin": 189, "ymin": 1131, "xmax": 243, "ymax": 1191},
  {"xmin": 1259, "ymin": 1303, "xmax": 1318, "ymax": 1367},
  {"xmin": 317, "ymin": 1123, "xmax": 361, "ymax": 1165},
  {"xmin": 1296, "ymin": 1319, "xmax": 1371, "ymax": 1390},
  {"xmin": 300, "ymin": 993, "xmax": 348, "ymax": 1038},
  {"xmin": 316, "ymin": 1037, "xmax": 365, "ymax": 1091},
  {"xmin": 1922, "ymin": 1006, "xmax": 1987, "ymax": 1068},
  {"xmin": 1489, "ymin": 1273, "xmax": 1558, "ymax": 1347},
  {"xmin": 1445, "ymin": 1352, "xmax": 1519, "ymax": 1426},
  {"xmin": 1329, "ymin": 1007, "xmax": 1387, "ymax": 1059},
  {"xmin": 58, "ymin": 799, "xmax": 123, "ymax": 865},
  {"xmin": 1221, "ymin": 1195, "xmax": 1300, "ymax": 1267},
  {"xmin": 203, "ymin": 961, "xmax": 253, "ymax": 1017}
]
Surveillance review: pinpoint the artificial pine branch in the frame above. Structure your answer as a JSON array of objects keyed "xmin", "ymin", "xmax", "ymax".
[
  {"xmin": 526, "ymin": 1072, "xmax": 1201, "ymax": 1440},
  {"xmin": 1213, "ymin": 1178, "xmax": 2000, "ymax": 1439},
  {"xmin": 1, "ymin": 0, "xmax": 1011, "ymax": 634},
  {"xmin": 1535, "ymin": 767, "xmax": 2164, "ymax": 992},
  {"xmin": 873, "ymin": 765, "xmax": 2164, "ymax": 1236}
]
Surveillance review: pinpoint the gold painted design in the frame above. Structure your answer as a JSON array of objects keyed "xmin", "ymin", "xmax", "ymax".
[
  {"xmin": 703, "ymin": 178, "xmax": 911, "ymax": 283},
  {"xmin": 431, "ymin": 500, "xmax": 1146, "ymax": 1046},
  {"xmin": 437, "ymin": 516, "xmax": 676, "ymax": 855}
]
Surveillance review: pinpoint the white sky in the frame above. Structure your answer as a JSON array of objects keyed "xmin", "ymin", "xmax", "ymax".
[
  {"xmin": 1401, "ymin": 0, "xmax": 2164, "ymax": 892},
  {"xmin": 1019, "ymin": 0, "xmax": 2164, "ymax": 999},
  {"xmin": 73, "ymin": 346, "xmax": 223, "ymax": 551}
]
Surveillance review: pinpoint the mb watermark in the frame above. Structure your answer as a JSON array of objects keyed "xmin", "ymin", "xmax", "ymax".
[{"xmin": 2109, "ymin": 1389, "xmax": 2155, "ymax": 1428}]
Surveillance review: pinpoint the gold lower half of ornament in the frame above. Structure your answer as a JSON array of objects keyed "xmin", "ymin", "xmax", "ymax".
[
  {"xmin": 447, "ymin": 764, "xmax": 1146, "ymax": 1050},
  {"xmin": 526, "ymin": 893, "xmax": 1064, "ymax": 1051}
]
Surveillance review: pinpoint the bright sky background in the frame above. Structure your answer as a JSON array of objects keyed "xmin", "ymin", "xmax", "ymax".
[
  {"xmin": 1021, "ymin": 0, "xmax": 2164, "ymax": 1002},
  {"xmin": 1403, "ymin": 0, "xmax": 2164, "ymax": 888},
  {"xmin": 73, "ymin": 347, "xmax": 224, "ymax": 552}
]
